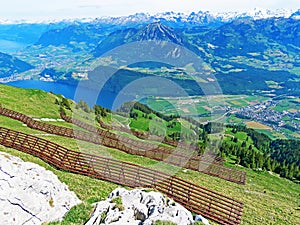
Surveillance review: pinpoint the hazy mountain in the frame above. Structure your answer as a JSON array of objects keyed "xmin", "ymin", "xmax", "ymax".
[
  {"xmin": 92, "ymin": 17, "xmax": 300, "ymax": 70},
  {"xmin": 36, "ymin": 24, "xmax": 106, "ymax": 48},
  {"xmin": 0, "ymin": 52, "xmax": 33, "ymax": 77},
  {"xmin": 2, "ymin": 8, "xmax": 299, "ymax": 97},
  {"xmin": 0, "ymin": 23, "xmax": 71, "ymax": 53},
  {"xmin": 192, "ymin": 18, "xmax": 300, "ymax": 58},
  {"xmin": 290, "ymin": 9, "xmax": 300, "ymax": 19}
]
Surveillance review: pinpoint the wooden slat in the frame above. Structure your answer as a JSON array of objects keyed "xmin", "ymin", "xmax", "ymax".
[
  {"xmin": 61, "ymin": 112, "xmax": 246, "ymax": 184},
  {"xmin": 0, "ymin": 126, "xmax": 243, "ymax": 225},
  {"xmin": 0, "ymin": 106, "xmax": 246, "ymax": 185}
]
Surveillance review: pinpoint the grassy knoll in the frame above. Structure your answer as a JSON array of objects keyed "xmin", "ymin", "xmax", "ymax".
[
  {"xmin": 224, "ymin": 128, "xmax": 258, "ymax": 150},
  {"xmin": 0, "ymin": 84, "xmax": 299, "ymax": 225},
  {"xmin": 0, "ymin": 84, "xmax": 64, "ymax": 118}
]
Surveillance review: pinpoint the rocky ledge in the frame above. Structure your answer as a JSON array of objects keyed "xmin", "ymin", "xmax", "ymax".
[
  {"xmin": 0, "ymin": 152, "xmax": 81, "ymax": 224},
  {"xmin": 86, "ymin": 188, "xmax": 210, "ymax": 225}
]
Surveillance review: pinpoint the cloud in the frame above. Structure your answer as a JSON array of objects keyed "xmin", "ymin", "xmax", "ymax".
[{"xmin": 78, "ymin": 5, "xmax": 102, "ymax": 9}]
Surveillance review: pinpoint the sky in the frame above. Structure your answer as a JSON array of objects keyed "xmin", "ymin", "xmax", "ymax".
[{"xmin": 0, "ymin": 0, "xmax": 299, "ymax": 21}]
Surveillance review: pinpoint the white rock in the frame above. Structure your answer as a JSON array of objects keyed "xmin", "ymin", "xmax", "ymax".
[
  {"xmin": 195, "ymin": 214, "xmax": 210, "ymax": 225},
  {"xmin": 85, "ymin": 188, "xmax": 195, "ymax": 225},
  {"xmin": 0, "ymin": 152, "xmax": 81, "ymax": 225},
  {"xmin": 104, "ymin": 208, "xmax": 121, "ymax": 224}
]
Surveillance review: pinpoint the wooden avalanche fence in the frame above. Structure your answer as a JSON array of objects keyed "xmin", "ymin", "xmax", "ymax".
[
  {"xmin": 97, "ymin": 116, "xmax": 204, "ymax": 150},
  {"xmin": 62, "ymin": 113, "xmax": 225, "ymax": 165},
  {"xmin": 61, "ymin": 113, "xmax": 246, "ymax": 185},
  {"xmin": 0, "ymin": 126, "xmax": 243, "ymax": 225},
  {"xmin": 0, "ymin": 106, "xmax": 246, "ymax": 184}
]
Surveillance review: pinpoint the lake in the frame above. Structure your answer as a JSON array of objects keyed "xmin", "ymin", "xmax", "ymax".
[
  {"xmin": 0, "ymin": 39, "xmax": 27, "ymax": 53},
  {"xmin": 6, "ymin": 80, "xmax": 136, "ymax": 110}
]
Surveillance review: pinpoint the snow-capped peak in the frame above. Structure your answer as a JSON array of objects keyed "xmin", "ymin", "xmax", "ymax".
[
  {"xmin": 243, "ymin": 8, "xmax": 293, "ymax": 19},
  {"xmin": 0, "ymin": 8, "xmax": 298, "ymax": 25},
  {"xmin": 290, "ymin": 9, "xmax": 300, "ymax": 19}
]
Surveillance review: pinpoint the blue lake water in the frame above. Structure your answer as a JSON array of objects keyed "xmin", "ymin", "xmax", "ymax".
[
  {"xmin": 6, "ymin": 80, "xmax": 135, "ymax": 109},
  {"xmin": 0, "ymin": 39, "xmax": 27, "ymax": 53}
]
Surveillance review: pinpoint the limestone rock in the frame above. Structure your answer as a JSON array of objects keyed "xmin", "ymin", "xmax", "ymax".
[
  {"xmin": 195, "ymin": 214, "xmax": 210, "ymax": 225},
  {"xmin": 0, "ymin": 152, "xmax": 81, "ymax": 225},
  {"xmin": 85, "ymin": 187, "xmax": 196, "ymax": 225}
]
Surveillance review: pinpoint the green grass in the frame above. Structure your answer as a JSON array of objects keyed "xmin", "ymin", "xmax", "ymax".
[
  {"xmin": 111, "ymin": 114, "xmax": 130, "ymax": 127},
  {"xmin": 145, "ymin": 95, "xmax": 270, "ymax": 117},
  {"xmin": 0, "ymin": 84, "xmax": 299, "ymax": 225},
  {"xmin": 144, "ymin": 98, "xmax": 176, "ymax": 113},
  {"xmin": 111, "ymin": 196, "xmax": 124, "ymax": 211},
  {"xmin": 226, "ymin": 114, "xmax": 245, "ymax": 124},
  {"xmin": 273, "ymin": 98, "xmax": 300, "ymax": 113},
  {"xmin": 154, "ymin": 221, "xmax": 177, "ymax": 225},
  {"xmin": 194, "ymin": 222, "xmax": 206, "ymax": 225},
  {"xmin": 128, "ymin": 109, "xmax": 195, "ymax": 139},
  {"xmin": 224, "ymin": 128, "xmax": 258, "ymax": 150},
  {"xmin": 129, "ymin": 110, "xmax": 154, "ymax": 131},
  {"xmin": 0, "ymin": 84, "xmax": 65, "ymax": 118}
]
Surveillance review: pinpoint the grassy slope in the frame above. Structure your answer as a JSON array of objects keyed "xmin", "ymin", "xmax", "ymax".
[
  {"xmin": 128, "ymin": 109, "xmax": 194, "ymax": 138},
  {"xmin": 0, "ymin": 84, "xmax": 299, "ymax": 225}
]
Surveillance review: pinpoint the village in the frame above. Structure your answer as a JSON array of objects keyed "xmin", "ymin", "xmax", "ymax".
[{"xmin": 234, "ymin": 99, "xmax": 300, "ymax": 133}]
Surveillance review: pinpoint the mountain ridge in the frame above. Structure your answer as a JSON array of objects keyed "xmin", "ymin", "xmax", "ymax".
[
  {"xmin": 0, "ymin": 8, "xmax": 298, "ymax": 25},
  {"xmin": 0, "ymin": 52, "xmax": 33, "ymax": 78},
  {"xmin": 93, "ymin": 22, "xmax": 187, "ymax": 57}
]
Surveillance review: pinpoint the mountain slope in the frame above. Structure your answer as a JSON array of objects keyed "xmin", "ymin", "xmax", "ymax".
[
  {"xmin": 0, "ymin": 52, "xmax": 33, "ymax": 78},
  {"xmin": 135, "ymin": 22, "xmax": 184, "ymax": 43},
  {"xmin": 36, "ymin": 24, "xmax": 106, "ymax": 48},
  {"xmin": 34, "ymin": 22, "xmax": 128, "ymax": 52},
  {"xmin": 193, "ymin": 18, "xmax": 300, "ymax": 57},
  {"xmin": 93, "ymin": 22, "xmax": 189, "ymax": 57},
  {"xmin": 0, "ymin": 22, "xmax": 72, "ymax": 53},
  {"xmin": 5, "ymin": 10, "xmax": 300, "ymax": 97},
  {"xmin": 0, "ymin": 84, "xmax": 299, "ymax": 225},
  {"xmin": 183, "ymin": 17, "xmax": 300, "ymax": 82},
  {"xmin": 92, "ymin": 17, "xmax": 300, "ymax": 70}
]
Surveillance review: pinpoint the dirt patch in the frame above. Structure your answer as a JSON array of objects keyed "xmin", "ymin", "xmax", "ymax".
[{"xmin": 246, "ymin": 121, "xmax": 272, "ymax": 130}]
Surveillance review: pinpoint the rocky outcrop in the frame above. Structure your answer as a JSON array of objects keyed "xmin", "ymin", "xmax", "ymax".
[
  {"xmin": 0, "ymin": 152, "xmax": 81, "ymax": 225},
  {"xmin": 86, "ymin": 188, "xmax": 202, "ymax": 225}
]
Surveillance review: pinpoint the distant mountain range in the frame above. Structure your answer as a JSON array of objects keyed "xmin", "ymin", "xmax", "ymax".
[
  {"xmin": 0, "ymin": 8, "xmax": 298, "ymax": 25},
  {"xmin": 193, "ymin": 17, "xmax": 300, "ymax": 58},
  {"xmin": 94, "ymin": 8, "xmax": 298, "ymax": 27},
  {"xmin": 0, "ymin": 8, "xmax": 299, "ymax": 96},
  {"xmin": 1, "ymin": 8, "xmax": 299, "ymax": 52},
  {"xmin": 89, "ymin": 20, "xmax": 299, "ymax": 96},
  {"xmin": 92, "ymin": 18, "xmax": 300, "ymax": 70}
]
